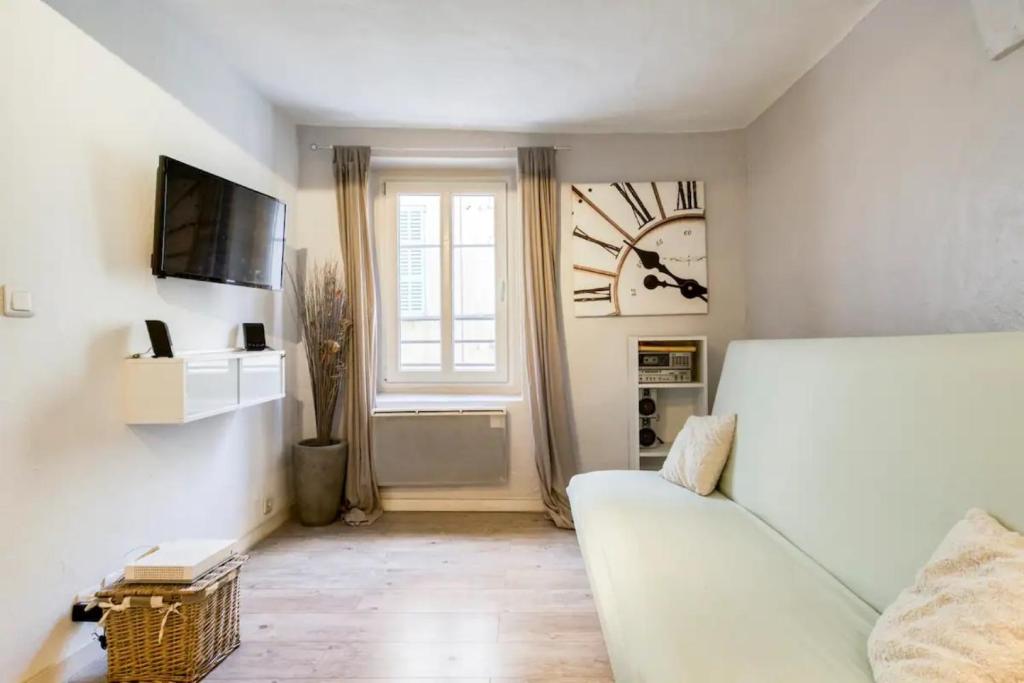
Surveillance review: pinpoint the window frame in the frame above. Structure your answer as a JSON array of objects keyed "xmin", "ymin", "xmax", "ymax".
[{"xmin": 379, "ymin": 178, "xmax": 509, "ymax": 387}]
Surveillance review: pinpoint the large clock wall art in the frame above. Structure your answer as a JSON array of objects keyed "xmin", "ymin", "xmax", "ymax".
[{"xmin": 570, "ymin": 180, "xmax": 708, "ymax": 317}]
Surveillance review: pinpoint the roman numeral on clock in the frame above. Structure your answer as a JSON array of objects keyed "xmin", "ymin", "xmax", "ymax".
[
  {"xmin": 676, "ymin": 181, "xmax": 700, "ymax": 211},
  {"xmin": 572, "ymin": 226, "xmax": 622, "ymax": 257},
  {"xmin": 612, "ymin": 182, "xmax": 654, "ymax": 227},
  {"xmin": 574, "ymin": 285, "xmax": 612, "ymax": 302}
]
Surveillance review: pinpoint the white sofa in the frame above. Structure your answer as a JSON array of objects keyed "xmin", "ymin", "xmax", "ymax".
[{"xmin": 569, "ymin": 332, "xmax": 1024, "ymax": 683}]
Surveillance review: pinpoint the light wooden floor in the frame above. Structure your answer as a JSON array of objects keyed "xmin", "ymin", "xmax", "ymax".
[{"xmin": 76, "ymin": 512, "xmax": 612, "ymax": 682}]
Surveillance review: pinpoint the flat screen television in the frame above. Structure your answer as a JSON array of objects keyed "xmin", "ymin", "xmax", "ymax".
[{"xmin": 152, "ymin": 156, "xmax": 286, "ymax": 290}]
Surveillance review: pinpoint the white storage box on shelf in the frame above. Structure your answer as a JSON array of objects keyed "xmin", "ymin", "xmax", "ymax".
[{"xmin": 122, "ymin": 349, "xmax": 285, "ymax": 424}]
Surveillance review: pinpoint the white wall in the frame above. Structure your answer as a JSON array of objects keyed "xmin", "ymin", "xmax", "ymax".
[
  {"xmin": 0, "ymin": 1, "xmax": 298, "ymax": 679},
  {"xmin": 293, "ymin": 126, "xmax": 748, "ymax": 506},
  {"xmin": 745, "ymin": 0, "xmax": 1024, "ymax": 338},
  {"xmin": 42, "ymin": 0, "xmax": 295, "ymax": 177}
]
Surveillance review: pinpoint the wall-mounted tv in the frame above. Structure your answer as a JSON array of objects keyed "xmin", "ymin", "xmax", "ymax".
[{"xmin": 152, "ymin": 156, "xmax": 286, "ymax": 290}]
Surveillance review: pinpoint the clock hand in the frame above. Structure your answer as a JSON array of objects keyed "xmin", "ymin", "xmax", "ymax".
[
  {"xmin": 675, "ymin": 276, "xmax": 708, "ymax": 302},
  {"xmin": 644, "ymin": 274, "xmax": 675, "ymax": 290},
  {"xmin": 643, "ymin": 275, "xmax": 708, "ymax": 302},
  {"xmin": 629, "ymin": 243, "xmax": 709, "ymax": 302},
  {"xmin": 625, "ymin": 242, "xmax": 663, "ymax": 270}
]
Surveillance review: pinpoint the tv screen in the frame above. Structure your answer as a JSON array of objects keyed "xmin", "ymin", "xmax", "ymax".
[{"xmin": 153, "ymin": 156, "xmax": 286, "ymax": 290}]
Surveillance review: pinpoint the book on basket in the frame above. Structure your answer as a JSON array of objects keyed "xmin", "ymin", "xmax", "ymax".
[{"xmin": 124, "ymin": 538, "xmax": 237, "ymax": 583}]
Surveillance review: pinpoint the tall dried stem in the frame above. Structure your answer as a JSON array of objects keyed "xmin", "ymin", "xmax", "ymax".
[{"xmin": 288, "ymin": 261, "xmax": 351, "ymax": 446}]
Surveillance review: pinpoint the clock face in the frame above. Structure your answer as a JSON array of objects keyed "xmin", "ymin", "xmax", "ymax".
[{"xmin": 570, "ymin": 181, "xmax": 708, "ymax": 317}]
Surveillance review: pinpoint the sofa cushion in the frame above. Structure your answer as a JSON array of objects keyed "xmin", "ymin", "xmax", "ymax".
[
  {"xmin": 868, "ymin": 508, "xmax": 1024, "ymax": 683},
  {"xmin": 569, "ymin": 470, "xmax": 878, "ymax": 683},
  {"xmin": 659, "ymin": 413, "xmax": 736, "ymax": 495}
]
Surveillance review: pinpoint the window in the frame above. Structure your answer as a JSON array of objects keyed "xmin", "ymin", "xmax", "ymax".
[{"xmin": 380, "ymin": 180, "xmax": 508, "ymax": 385}]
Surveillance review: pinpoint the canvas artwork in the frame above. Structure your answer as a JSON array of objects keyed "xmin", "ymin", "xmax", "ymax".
[{"xmin": 570, "ymin": 180, "xmax": 708, "ymax": 317}]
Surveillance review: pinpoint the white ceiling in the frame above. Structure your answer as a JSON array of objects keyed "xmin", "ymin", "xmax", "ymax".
[{"xmin": 153, "ymin": 0, "xmax": 878, "ymax": 133}]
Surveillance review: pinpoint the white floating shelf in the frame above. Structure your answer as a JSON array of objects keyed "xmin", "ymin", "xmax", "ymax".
[
  {"xmin": 638, "ymin": 382, "xmax": 705, "ymax": 389},
  {"xmin": 122, "ymin": 348, "xmax": 286, "ymax": 424},
  {"xmin": 639, "ymin": 447, "xmax": 671, "ymax": 459}
]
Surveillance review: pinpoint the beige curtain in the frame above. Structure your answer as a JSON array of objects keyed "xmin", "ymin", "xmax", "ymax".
[
  {"xmin": 518, "ymin": 147, "xmax": 578, "ymax": 529},
  {"xmin": 334, "ymin": 146, "xmax": 383, "ymax": 525}
]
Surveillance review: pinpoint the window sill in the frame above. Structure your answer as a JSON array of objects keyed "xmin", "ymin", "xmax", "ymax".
[{"xmin": 374, "ymin": 392, "xmax": 523, "ymax": 412}]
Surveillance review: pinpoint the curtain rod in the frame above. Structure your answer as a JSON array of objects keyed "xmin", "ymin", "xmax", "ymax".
[{"xmin": 308, "ymin": 143, "xmax": 571, "ymax": 153}]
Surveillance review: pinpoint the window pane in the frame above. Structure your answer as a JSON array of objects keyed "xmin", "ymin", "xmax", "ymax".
[
  {"xmin": 454, "ymin": 318, "xmax": 495, "ymax": 342},
  {"xmin": 455, "ymin": 317, "xmax": 495, "ymax": 372},
  {"xmin": 455, "ymin": 342, "xmax": 496, "ymax": 372},
  {"xmin": 452, "ymin": 193, "xmax": 496, "ymax": 373},
  {"xmin": 398, "ymin": 194, "xmax": 440, "ymax": 245},
  {"xmin": 401, "ymin": 319, "xmax": 440, "ymax": 342},
  {"xmin": 399, "ymin": 246, "xmax": 441, "ymax": 318},
  {"xmin": 401, "ymin": 342, "xmax": 441, "ymax": 371},
  {"xmin": 452, "ymin": 195, "xmax": 495, "ymax": 245},
  {"xmin": 452, "ymin": 245, "xmax": 495, "ymax": 317},
  {"xmin": 398, "ymin": 194, "xmax": 441, "ymax": 373}
]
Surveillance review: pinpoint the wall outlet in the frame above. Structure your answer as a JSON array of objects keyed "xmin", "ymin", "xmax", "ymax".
[{"xmin": 263, "ymin": 497, "xmax": 274, "ymax": 516}]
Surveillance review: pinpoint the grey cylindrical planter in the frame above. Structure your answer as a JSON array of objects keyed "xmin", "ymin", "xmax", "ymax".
[{"xmin": 293, "ymin": 439, "xmax": 347, "ymax": 526}]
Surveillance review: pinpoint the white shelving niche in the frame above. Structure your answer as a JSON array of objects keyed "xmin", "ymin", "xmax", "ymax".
[
  {"xmin": 627, "ymin": 335, "xmax": 709, "ymax": 471},
  {"xmin": 122, "ymin": 348, "xmax": 286, "ymax": 424}
]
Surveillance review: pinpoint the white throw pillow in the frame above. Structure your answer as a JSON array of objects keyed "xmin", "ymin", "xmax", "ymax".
[
  {"xmin": 658, "ymin": 414, "xmax": 736, "ymax": 495},
  {"xmin": 867, "ymin": 508, "xmax": 1024, "ymax": 683}
]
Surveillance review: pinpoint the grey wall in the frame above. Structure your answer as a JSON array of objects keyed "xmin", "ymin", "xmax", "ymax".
[
  {"xmin": 745, "ymin": 0, "xmax": 1024, "ymax": 339},
  {"xmin": 555, "ymin": 133, "xmax": 748, "ymax": 471}
]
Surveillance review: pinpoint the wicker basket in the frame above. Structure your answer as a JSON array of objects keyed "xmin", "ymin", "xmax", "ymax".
[{"xmin": 95, "ymin": 555, "xmax": 247, "ymax": 683}]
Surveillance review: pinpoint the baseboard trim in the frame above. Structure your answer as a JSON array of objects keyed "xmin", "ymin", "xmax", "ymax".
[
  {"xmin": 237, "ymin": 506, "xmax": 291, "ymax": 552},
  {"xmin": 381, "ymin": 496, "xmax": 545, "ymax": 512},
  {"xmin": 21, "ymin": 507, "xmax": 291, "ymax": 683}
]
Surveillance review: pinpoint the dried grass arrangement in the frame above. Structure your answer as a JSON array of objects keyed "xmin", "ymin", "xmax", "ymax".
[{"xmin": 288, "ymin": 261, "xmax": 352, "ymax": 446}]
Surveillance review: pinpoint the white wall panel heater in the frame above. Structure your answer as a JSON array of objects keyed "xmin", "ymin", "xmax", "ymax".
[{"xmin": 372, "ymin": 409, "xmax": 508, "ymax": 486}]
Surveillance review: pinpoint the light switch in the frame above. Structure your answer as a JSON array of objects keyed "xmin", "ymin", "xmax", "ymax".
[
  {"xmin": 12, "ymin": 291, "xmax": 32, "ymax": 311},
  {"xmin": 4, "ymin": 287, "xmax": 34, "ymax": 318}
]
